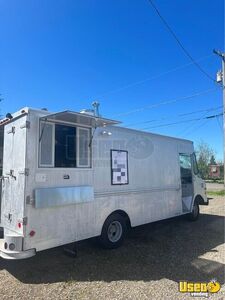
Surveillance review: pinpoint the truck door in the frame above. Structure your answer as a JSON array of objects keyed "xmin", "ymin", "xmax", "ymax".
[
  {"xmin": 179, "ymin": 154, "xmax": 193, "ymax": 213},
  {"xmin": 1, "ymin": 119, "xmax": 27, "ymax": 234}
]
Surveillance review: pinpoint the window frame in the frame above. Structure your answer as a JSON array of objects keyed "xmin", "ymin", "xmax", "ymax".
[
  {"xmin": 38, "ymin": 121, "xmax": 91, "ymax": 169},
  {"xmin": 76, "ymin": 127, "xmax": 91, "ymax": 168},
  {"xmin": 179, "ymin": 153, "xmax": 193, "ymax": 184},
  {"xmin": 192, "ymin": 152, "xmax": 199, "ymax": 175},
  {"xmin": 39, "ymin": 121, "xmax": 55, "ymax": 168}
]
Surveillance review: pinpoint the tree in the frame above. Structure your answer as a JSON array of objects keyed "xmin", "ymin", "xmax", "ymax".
[
  {"xmin": 210, "ymin": 155, "xmax": 216, "ymax": 165},
  {"xmin": 217, "ymin": 160, "xmax": 224, "ymax": 180},
  {"xmin": 195, "ymin": 141, "xmax": 215, "ymax": 179}
]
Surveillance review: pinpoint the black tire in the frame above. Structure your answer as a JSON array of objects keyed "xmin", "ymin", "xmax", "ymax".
[
  {"xmin": 188, "ymin": 201, "xmax": 199, "ymax": 221},
  {"xmin": 99, "ymin": 213, "xmax": 127, "ymax": 249},
  {"xmin": 0, "ymin": 227, "xmax": 3, "ymax": 239}
]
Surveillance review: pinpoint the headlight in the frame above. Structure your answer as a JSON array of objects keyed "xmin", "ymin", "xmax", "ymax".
[{"xmin": 9, "ymin": 243, "xmax": 15, "ymax": 251}]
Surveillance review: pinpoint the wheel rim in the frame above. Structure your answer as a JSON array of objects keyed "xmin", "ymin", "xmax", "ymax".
[{"xmin": 107, "ymin": 221, "xmax": 123, "ymax": 243}]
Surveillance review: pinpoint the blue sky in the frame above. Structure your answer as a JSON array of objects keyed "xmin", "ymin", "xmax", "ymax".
[{"xmin": 0, "ymin": 0, "xmax": 224, "ymax": 160}]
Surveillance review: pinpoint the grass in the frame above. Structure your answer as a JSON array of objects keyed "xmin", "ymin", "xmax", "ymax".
[
  {"xmin": 205, "ymin": 180, "xmax": 224, "ymax": 184},
  {"xmin": 207, "ymin": 190, "xmax": 225, "ymax": 196}
]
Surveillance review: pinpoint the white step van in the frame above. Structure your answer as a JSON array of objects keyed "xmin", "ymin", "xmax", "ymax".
[{"xmin": 0, "ymin": 107, "xmax": 207, "ymax": 259}]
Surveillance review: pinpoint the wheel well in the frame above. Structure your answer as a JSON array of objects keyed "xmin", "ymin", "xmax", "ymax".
[
  {"xmin": 194, "ymin": 194, "xmax": 205, "ymax": 205},
  {"xmin": 107, "ymin": 210, "xmax": 131, "ymax": 228}
]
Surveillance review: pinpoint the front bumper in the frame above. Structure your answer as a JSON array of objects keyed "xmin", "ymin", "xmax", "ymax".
[
  {"xmin": 0, "ymin": 236, "xmax": 36, "ymax": 260},
  {"xmin": 201, "ymin": 198, "xmax": 209, "ymax": 205}
]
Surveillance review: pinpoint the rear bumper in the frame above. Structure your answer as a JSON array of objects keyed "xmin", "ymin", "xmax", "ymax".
[
  {"xmin": 0, "ymin": 245, "xmax": 36, "ymax": 259},
  {"xmin": 0, "ymin": 236, "xmax": 36, "ymax": 260}
]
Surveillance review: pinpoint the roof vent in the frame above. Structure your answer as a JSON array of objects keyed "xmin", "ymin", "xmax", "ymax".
[
  {"xmin": 92, "ymin": 101, "xmax": 100, "ymax": 117},
  {"xmin": 80, "ymin": 101, "xmax": 101, "ymax": 117}
]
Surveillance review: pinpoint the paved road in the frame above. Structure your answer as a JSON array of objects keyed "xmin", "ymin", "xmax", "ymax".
[{"xmin": 0, "ymin": 196, "xmax": 224, "ymax": 300}]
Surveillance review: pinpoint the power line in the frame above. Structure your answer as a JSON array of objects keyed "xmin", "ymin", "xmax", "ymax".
[
  {"xmin": 147, "ymin": 0, "xmax": 215, "ymax": 82},
  {"xmin": 178, "ymin": 103, "xmax": 215, "ymax": 137},
  {"xmin": 94, "ymin": 54, "xmax": 214, "ymax": 98},
  {"xmin": 140, "ymin": 112, "xmax": 223, "ymax": 130},
  {"xmin": 112, "ymin": 87, "xmax": 218, "ymax": 117},
  {"xmin": 215, "ymin": 115, "xmax": 223, "ymax": 133},
  {"xmin": 184, "ymin": 120, "xmax": 209, "ymax": 138},
  {"xmin": 124, "ymin": 105, "xmax": 222, "ymax": 127},
  {"xmin": 176, "ymin": 109, "xmax": 211, "ymax": 136}
]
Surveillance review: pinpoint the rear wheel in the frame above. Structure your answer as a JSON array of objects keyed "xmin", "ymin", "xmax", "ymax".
[
  {"xmin": 99, "ymin": 213, "xmax": 127, "ymax": 249},
  {"xmin": 188, "ymin": 201, "xmax": 199, "ymax": 221}
]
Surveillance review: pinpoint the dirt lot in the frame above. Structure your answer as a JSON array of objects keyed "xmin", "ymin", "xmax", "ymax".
[{"xmin": 0, "ymin": 196, "xmax": 224, "ymax": 300}]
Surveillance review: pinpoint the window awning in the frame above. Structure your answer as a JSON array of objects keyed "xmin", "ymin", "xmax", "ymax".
[{"xmin": 40, "ymin": 111, "xmax": 121, "ymax": 127}]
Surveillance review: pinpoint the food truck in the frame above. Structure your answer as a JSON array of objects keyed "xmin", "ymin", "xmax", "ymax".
[{"xmin": 0, "ymin": 106, "xmax": 207, "ymax": 259}]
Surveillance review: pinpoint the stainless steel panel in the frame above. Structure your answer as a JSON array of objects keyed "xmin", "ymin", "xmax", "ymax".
[{"xmin": 35, "ymin": 186, "xmax": 94, "ymax": 208}]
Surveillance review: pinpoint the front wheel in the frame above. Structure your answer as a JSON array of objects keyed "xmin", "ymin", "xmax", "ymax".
[
  {"xmin": 188, "ymin": 202, "xmax": 199, "ymax": 221},
  {"xmin": 99, "ymin": 213, "xmax": 127, "ymax": 249}
]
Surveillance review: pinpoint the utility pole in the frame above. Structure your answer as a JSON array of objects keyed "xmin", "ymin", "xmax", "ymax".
[{"xmin": 213, "ymin": 49, "xmax": 225, "ymax": 187}]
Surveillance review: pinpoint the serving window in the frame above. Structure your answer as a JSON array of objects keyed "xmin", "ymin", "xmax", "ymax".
[{"xmin": 39, "ymin": 121, "xmax": 91, "ymax": 168}]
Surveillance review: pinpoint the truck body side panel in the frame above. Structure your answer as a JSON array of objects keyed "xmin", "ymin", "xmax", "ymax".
[{"xmin": 23, "ymin": 113, "xmax": 194, "ymax": 252}]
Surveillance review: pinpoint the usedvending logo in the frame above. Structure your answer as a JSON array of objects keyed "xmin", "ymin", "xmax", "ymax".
[{"xmin": 179, "ymin": 279, "xmax": 221, "ymax": 297}]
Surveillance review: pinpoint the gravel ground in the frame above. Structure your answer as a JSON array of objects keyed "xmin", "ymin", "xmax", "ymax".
[{"xmin": 0, "ymin": 196, "xmax": 224, "ymax": 300}]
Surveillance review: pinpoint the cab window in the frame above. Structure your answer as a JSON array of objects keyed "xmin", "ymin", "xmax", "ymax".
[{"xmin": 179, "ymin": 154, "xmax": 192, "ymax": 183}]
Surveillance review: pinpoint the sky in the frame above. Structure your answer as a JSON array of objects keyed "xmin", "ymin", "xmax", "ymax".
[{"xmin": 0, "ymin": 0, "xmax": 224, "ymax": 160}]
